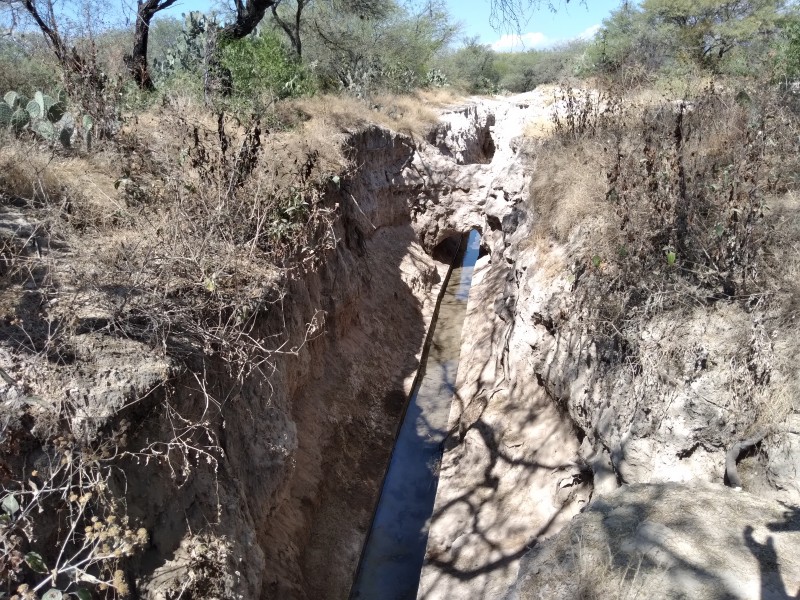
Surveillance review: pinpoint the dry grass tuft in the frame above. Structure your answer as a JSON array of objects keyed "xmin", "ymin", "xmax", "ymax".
[
  {"xmin": 291, "ymin": 88, "xmax": 461, "ymax": 140},
  {"xmin": 0, "ymin": 144, "xmax": 62, "ymax": 202},
  {"xmin": 528, "ymin": 139, "xmax": 609, "ymax": 243}
]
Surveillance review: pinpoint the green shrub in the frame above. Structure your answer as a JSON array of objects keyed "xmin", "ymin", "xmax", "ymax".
[
  {"xmin": 776, "ymin": 16, "xmax": 800, "ymax": 82},
  {"xmin": 300, "ymin": 0, "xmax": 456, "ymax": 97},
  {"xmin": 0, "ymin": 38, "xmax": 60, "ymax": 96},
  {"xmin": 495, "ymin": 41, "xmax": 588, "ymax": 93},
  {"xmin": 436, "ymin": 39, "xmax": 500, "ymax": 94},
  {"xmin": 221, "ymin": 31, "xmax": 315, "ymax": 101}
]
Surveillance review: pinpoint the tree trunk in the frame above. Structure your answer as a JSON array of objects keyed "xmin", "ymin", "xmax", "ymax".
[
  {"xmin": 221, "ymin": 0, "xmax": 277, "ymax": 40},
  {"xmin": 272, "ymin": 0, "xmax": 307, "ymax": 59},
  {"xmin": 128, "ymin": 15, "xmax": 154, "ymax": 90},
  {"xmin": 126, "ymin": 0, "xmax": 178, "ymax": 91}
]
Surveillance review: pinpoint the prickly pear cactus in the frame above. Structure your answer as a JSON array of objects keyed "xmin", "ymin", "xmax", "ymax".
[
  {"xmin": 57, "ymin": 114, "xmax": 74, "ymax": 148},
  {"xmin": 82, "ymin": 114, "xmax": 94, "ymax": 150},
  {"xmin": 4, "ymin": 91, "xmax": 20, "ymax": 109},
  {"xmin": 34, "ymin": 91, "xmax": 64, "ymax": 122},
  {"xmin": 33, "ymin": 120, "xmax": 55, "ymax": 141},
  {"xmin": 5, "ymin": 89, "xmax": 85, "ymax": 149},
  {"xmin": 26, "ymin": 99, "xmax": 41, "ymax": 120},
  {"xmin": 0, "ymin": 101, "xmax": 11, "ymax": 125},
  {"xmin": 10, "ymin": 108, "xmax": 29, "ymax": 131}
]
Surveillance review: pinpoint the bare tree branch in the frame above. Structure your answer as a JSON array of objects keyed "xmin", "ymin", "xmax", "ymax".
[
  {"xmin": 221, "ymin": 0, "xmax": 278, "ymax": 40},
  {"xmin": 271, "ymin": 0, "xmax": 309, "ymax": 58},
  {"xmin": 488, "ymin": 0, "xmax": 580, "ymax": 33},
  {"xmin": 19, "ymin": 0, "xmax": 72, "ymax": 66}
]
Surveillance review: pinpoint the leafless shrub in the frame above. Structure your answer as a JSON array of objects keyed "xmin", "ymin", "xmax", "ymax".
[
  {"xmin": 585, "ymin": 85, "xmax": 799, "ymax": 351},
  {"xmin": 0, "ymin": 425, "xmax": 145, "ymax": 598},
  {"xmin": 91, "ymin": 108, "xmax": 337, "ymax": 384},
  {"xmin": 551, "ymin": 86, "xmax": 623, "ymax": 140},
  {"xmin": 529, "ymin": 81, "xmax": 800, "ymax": 434}
]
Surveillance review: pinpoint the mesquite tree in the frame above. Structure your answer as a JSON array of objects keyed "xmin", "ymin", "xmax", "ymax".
[
  {"xmin": 7, "ymin": 0, "xmax": 577, "ymax": 93},
  {"xmin": 126, "ymin": 0, "xmax": 285, "ymax": 90}
]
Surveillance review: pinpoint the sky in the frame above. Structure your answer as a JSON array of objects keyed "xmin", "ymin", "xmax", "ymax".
[
  {"xmin": 162, "ymin": 0, "xmax": 624, "ymax": 53},
  {"xmin": 449, "ymin": 0, "xmax": 621, "ymax": 51}
]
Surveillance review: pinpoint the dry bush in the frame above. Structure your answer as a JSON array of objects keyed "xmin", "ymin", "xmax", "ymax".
[
  {"xmin": 755, "ymin": 190, "xmax": 800, "ymax": 428},
  {"xmin": 78, "ymin": 102, "xmax": 341, "ymax": 381},
  {"xmin": 527, "ymin": 82, "xmax": 800, "ymax": 436},
  {"xmin": 0, "ymin": 424, "xmax": 146, "ymax": 598},
  {"xmin": 528, "ymin": 139, "xmax": 608, "ymax": 243},
  {"xmin": 527, "ymin": 86, "xmax": 626, "ymax": 248},
  {"xmin": 572, "ymin": 543, "xmax": 652, "ymax": 600},
  {"xmin": 290, "ymin": 88, "xmax": 460, "ymax": 141}
]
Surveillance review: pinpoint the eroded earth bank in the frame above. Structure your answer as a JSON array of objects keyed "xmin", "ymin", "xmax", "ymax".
[{"xmin": 2, "ymin": 89, "xmax": 799, "ymax": 600}]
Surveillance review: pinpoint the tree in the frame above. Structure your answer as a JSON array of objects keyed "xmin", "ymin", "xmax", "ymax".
[
  {"xmin": 641, "ymin": 0, "xmax": 787, "ymax": 66},
  {"xmin": 271, "ymin": 0, "xmax": 310, "ymax": 58},
  {"xmin": 438, "ymin": 37, "xmax": 500, "ymax": 93},
  {"xmin": 303, "ymin": 0, "xmax": 456, "ymax": 94},
  {"xmin": 126, "ymin": 0, "xmax": 179, "ymax": 90},
  {"xmin": 221, "ymin": 0, "xmax": 279, "ymax": 39},
  {"xmin": 126, "ymin": 0, "xmax": 283, "ymax": 90},
  {"xmin": 269, "ymin": 0, "xmax": 392, "ymax": 61},
  {"xmin": 584, "ymin": 2, "xmax": 674, "ymax": 76},
  {"xmin": 3, "ymin": 0, "xmax": 83, "ymax": 79},
  {"xmin": 2, "ymin": 0, "xmax": 131, "ymax": 96}
]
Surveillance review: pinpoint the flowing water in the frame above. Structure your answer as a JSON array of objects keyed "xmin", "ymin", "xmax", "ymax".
[{"xmin": 350, "ymin": 230, "xmax": 482, "ymax": 600}]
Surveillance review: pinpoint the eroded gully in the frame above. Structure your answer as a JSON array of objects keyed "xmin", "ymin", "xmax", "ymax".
[{"xmin": 347, "ymin": 90, "xmax": 590, "ymax": 600}]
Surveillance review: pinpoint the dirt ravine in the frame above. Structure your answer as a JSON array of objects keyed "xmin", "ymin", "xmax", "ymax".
[
  {"xmin": 413, "ymin": 91, "xmax": 593, "ymax": 600},
  {"xmin": 2, "ymin": 89, "xmax": 798, "ymax": 600}
]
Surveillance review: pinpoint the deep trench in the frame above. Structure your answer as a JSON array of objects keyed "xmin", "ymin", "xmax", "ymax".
[{"xmin": 349, "ymin": 229, "xmax": 482, "ymax": 600}]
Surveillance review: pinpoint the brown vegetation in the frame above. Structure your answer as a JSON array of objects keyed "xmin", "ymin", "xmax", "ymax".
[
  {"xmin": 0, "ymin": 86, "xmax": 458, "ymax": 597},
  {"xmin": 526, "ymin": 82, "xmax": 800, "ymax": 433}
]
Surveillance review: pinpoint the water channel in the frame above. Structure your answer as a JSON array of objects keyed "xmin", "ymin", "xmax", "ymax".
[{"xmin": 350, "ymin": 229, "xmax": 482, "ymax": 600}]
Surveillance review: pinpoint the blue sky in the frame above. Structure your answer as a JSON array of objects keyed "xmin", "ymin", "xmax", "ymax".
[
  {"xmin": 450, "ymin": 0, "xmax": 622, "ymax": 51},
  {"xmin": 163, "ymin": 0, "xmax": 622, "ymax": 52}
]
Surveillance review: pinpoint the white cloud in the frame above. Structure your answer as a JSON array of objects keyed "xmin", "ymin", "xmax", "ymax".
[
  {"xmin": 490, "ymin": 23, "xmax": 601, "ymax": 53},
  {"xmin": 577, "ymin": 24, "xmax": 602, "ymax": 41},
  {"xmin": 491, "ymin": 32, "xmax": 549, "ymax": 52}
]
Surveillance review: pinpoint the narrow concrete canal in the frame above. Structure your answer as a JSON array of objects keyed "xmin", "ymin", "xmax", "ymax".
[{"xmin": 350, "ymin": 230, "xmax": 482, "ymax": 600}]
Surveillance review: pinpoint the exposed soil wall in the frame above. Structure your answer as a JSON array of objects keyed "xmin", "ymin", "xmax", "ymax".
[
  {"xmin": 133, "ymin": 126, "xmax": 458, "ymax": 599},
  {"xmin": 3, "ymin": 88, "xmax": 798, "ymax": 600}
]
